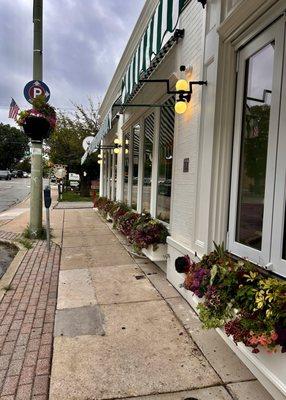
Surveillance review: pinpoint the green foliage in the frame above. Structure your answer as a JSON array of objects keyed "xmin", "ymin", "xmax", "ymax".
[
  {"xmin": 22, "ymin": 225, "xmax": 53, "ymax": 240},
  {"xmin": 15, "ymin": 157, "xmax": 31, "ymax": 173},
  {"xmin": 197, "ymin": 302, "xmax": 234, "ymax": 329},
  {"xmin": 16, "ymin": 238, "xmax": 33, "ymax": 250},
  {"xmin": 244, "ymin": 104, "xmax": 270, "ymax": 196},
  {"xmin": 95, "ymin": 196, "xmax": 169, "ymax": 253},
  {"xmin": 183, "ymin": 245, "xmax": 286, "ymax": 353},
  {"xmin": 0, "ymin": 123, "xmax": 29, "ymax": 169},
  {"xmin": 32, "ymin": 95, "xmax": 56, "ymax": 118},
  {"xmin": 60, "ymin": 191, "xmax": 91, "ymax": 202}
]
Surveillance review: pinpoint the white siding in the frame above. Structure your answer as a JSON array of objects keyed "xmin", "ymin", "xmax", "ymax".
[{"xmin": 170, "ymin": 1, "xmax": 205, "ymax": 248}]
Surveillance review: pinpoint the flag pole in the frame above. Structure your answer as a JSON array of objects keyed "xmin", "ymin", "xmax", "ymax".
[{"xmin": 30, "ymin": 0, "xmax": 43, "ymax": 236}]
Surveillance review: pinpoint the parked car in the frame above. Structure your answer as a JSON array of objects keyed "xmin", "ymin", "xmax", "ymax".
[
  {"xmin": 23, "ymin": 171, "xmax": 29, "ymax": 178},
  {"xmin": 0, "ymin": 170, "xmax": 12, "ymax": 180},
  {"xmin": 11, "ymin": 170, "xmax": 18, "ymax": 178}
]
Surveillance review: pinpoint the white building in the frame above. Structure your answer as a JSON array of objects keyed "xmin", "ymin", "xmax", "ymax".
[{"xmin": 82, "ymin": 0, "xmax": 286, "ymax": 398}]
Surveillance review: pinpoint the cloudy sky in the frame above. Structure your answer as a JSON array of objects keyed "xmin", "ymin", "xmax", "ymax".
[{"xmin": 0, "ymin": 0, "xmax": 145, "ymax": 125}]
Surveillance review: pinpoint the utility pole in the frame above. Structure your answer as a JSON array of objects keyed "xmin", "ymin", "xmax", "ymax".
[{"xmin": 30, "ymin": 0, "xmax": 43, "ymax": 236}]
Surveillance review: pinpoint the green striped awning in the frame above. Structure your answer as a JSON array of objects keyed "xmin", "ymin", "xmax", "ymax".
[
  {"xmin": 82, "ymin": 0, "xmax": 188, "ymax": 164},
  {"xmin": 81, "ymin": 110, "xmax": 112, "ymax": 164},
  {"xmin": 121, "ymin": 0, "xmax": 187, "ymax": 103}
]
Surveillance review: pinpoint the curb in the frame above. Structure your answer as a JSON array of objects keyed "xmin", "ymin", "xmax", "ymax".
[{"xmin": 0, "ymin": 239, "xmax": 27, "ymax": 302}]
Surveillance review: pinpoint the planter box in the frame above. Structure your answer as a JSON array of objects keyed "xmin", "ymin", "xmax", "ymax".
[
  {"xmin": 142, "ymin": 243, "xmax": 167, "ymax": 262},
  {"xmin": 166, "ymin": 240, "xmax": 286, "ymax": 400},
  {"xmin": 106, "ymin": 213, "xmax": 113, "ymax": 222}
]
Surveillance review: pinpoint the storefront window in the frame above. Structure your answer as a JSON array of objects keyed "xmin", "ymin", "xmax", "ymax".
[
  {"xmin": 107, "ymin": 151, "xmax": 112, "ymax": 199},
  {"xmin": 123, "ymin": 132, "xmax": 130, "ymax": 203},
  {"xmin": 131, "ymin": 124, "xmax": 140, "ymax": 210},
  {"xmin": 229, "ymin": 20, "xmax": 286, "ymax": 277},
  {"xmin": 113, "ymin": 153, "xmax": 117, "ymax": 201},
  {"xmin": 142, "ymin": 113, "xmax": 154, "ymax": 212},
  {"xmin": 156, "ymin": 98, "xmax": 175, "ymax": 223},
  {"xmin": 236, "ymin": 43, "xmax": 274, "ymax": 250}
]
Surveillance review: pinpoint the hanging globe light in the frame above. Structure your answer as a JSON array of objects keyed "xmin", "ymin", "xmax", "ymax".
[
  {"xmin": 175, "ymin": 100, "xmax": 187, "ymax": 114},
  {"xmin": 175, "ymin": 79, "xmax": 189, "ymax": 92}
]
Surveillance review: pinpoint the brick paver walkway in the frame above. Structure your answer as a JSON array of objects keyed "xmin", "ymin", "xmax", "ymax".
[
  {"xmin": 0, "ymin": 232, "xmax": 21, "ymax": 241},
  {"xmin": 0, "ymin": 237, "xmax": 60, "ymax": 400}
]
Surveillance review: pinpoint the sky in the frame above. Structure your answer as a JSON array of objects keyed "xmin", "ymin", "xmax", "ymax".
[{"xmin": 0, "ymin": 0, "xmax": 145, "ymax": 126}]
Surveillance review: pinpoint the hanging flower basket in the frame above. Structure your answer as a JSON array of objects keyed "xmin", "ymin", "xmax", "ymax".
[
  {"xmin": 22, "ymin": 115, "xmax": 52, "ymax": 140},
  {"xmin": 17, "ymin": 95, "xmax": 56, "ymax": 141}
]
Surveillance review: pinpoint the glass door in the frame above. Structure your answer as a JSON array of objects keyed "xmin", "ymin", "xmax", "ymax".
[
  {"xmin": 228, "ymin": 19, "xmax": 285, "ymax": 267},
  {"xmin": 270, "ymin": 25, "xmax": 286, "ymax": 276}
]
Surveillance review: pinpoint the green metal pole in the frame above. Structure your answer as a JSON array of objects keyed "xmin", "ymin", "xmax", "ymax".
[{"xmin": 30, "ymin": 0, "xmax": 43, "ymax": 236}]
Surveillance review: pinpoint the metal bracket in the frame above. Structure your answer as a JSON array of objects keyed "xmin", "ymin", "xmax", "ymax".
[{"xmin": 139, "ymin": 76, "xmax": 207, "ymax": 103}]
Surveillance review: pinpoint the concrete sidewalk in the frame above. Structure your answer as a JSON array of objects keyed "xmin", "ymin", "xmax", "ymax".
[{"xmin": 49, "ymin": 207, "xmax": 273, "ymax": 400}]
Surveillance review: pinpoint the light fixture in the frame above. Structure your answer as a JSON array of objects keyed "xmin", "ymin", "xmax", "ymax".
[
  {"xmin": 133, "ymin": 66, "xmax": 207, "ymax": 115},
  {"xmin": 176, "ymin": 79, "xmax": 189, "ymax": 92},
  {"xmin": 97, "ymin": 160, "xmax": 102, "ymax": 164},
  {"xmin": 114, "ymin": 148, "xmax": 120, "ymax": 154},
  {"xmin": 125, "ymin": 139, "xmax": 129, "ymax": 145},
  {"xmin": 98, "ymin": 153, "xmax": 103, "ymax": 159},
  {"xmin": 125, "ymin": 149, "xmax": 129, "ymax": 155},
  {"xmin": 175, "ymin": 100, "xmax": 187, "ymax": 114},
  {"xmin": 114, "ymin": 137, "xmax": 120, "ymax": 145}
]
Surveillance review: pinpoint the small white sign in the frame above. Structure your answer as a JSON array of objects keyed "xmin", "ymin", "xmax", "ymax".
[
  {"xmin": 54, "ymin": 168, "xmax": 66, "ymax": 179},
  {"xmin": 70, "ymin": 181, "xmax": 79, "ymax": 187},
  {"xmin": 69, "ymin": 173, "xmax": 80, "ymax": 181}
]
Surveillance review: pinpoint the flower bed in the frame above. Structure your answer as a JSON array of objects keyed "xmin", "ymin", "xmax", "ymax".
[
  {"xmin": 94, "ymin": 196, "xmax": 169, "ymax": 254},
  {"xmin": 175, "ymin": 243, "xmax": 286, "ymax": 354}
]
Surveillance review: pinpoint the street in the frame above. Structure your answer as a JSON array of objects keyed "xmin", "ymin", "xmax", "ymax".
[{"xmin": 0, "ymin": 178, "xmax": 30, "ymax": 213}]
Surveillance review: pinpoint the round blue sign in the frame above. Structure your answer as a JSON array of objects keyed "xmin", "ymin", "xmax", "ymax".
[{"xmin": 24, "ymin": 80, "xmax": 50, "ymax": 104}]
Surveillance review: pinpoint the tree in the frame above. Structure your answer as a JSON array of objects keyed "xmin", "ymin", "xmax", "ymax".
[
  {"xmin": 0, "ymin": 124, "xmax": 29, "ymax": 169},
  {"xmin": 49, "ymin": 98, "xmax": 101, "ymax": 196},
  {"xmin": 15, "ymin": 157, "xmax": 31, "ymax": 173}
]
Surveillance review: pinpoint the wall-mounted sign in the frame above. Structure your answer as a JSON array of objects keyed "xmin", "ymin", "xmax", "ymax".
[
  {"xmin": 69, "ymin": 173, "xmax": 80, "ymax": 181},
  {"xmin": 183, "ymin": 158, "xmax": 189, "ymax": 173},
  {"xmin": 70, "ymin": 181, "xmax": 79, "ymax": 187}
]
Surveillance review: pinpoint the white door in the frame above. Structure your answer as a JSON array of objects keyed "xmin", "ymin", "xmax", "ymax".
[{"xmin": 228, "ymin": 18, "xmax": 285, "ymax": 273}]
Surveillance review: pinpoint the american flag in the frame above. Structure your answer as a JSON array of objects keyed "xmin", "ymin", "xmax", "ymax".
[{"xmin": 8, "ymin": 98, "xmax": 20, "ymax": 120}]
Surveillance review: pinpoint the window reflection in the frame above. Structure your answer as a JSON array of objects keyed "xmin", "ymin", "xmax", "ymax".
[
  {"xmin": 123, "ymin": 132, "xmax": 130, "ymax": 203},
  {"xmin": 131, "ymin": 125, "xmax": 140, "ymax": 210},
  {"xmin": 157, "ymin": 98, "xmax": 175, "ymax": 223},
  {"xmin": 236, "ymin": 43, "xmax": 274, "ymax": 249},
  {"xmin": 142, "ymin": 113, "xmax": 154, "ymax": 212},
  {"xmin": 113, "ymin": 153, "xmax": 117, "ymax": 201}
]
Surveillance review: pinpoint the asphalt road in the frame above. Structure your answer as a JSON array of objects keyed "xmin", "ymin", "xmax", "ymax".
[{"xmin": 0, "ymin": 178, "xmax": 31, "ymax": 213}]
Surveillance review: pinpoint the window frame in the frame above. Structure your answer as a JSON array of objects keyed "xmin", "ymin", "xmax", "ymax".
[
  {"xmin": 228, "ymin": 19, "xmax": 285, "ymax": 268},
  {"xmin": 131, "ymin": 123, "xmax": 141, "ymax": 210},
  {"xmin": 156, "ymin": 97, "xmax": 175, "ymax": 225},
  {"xmin": 141, "ymin": 110, "xmax": 156, "ymax": 215}
]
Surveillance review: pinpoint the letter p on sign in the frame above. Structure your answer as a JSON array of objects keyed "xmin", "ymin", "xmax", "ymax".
[{"xmin": 33, "ymin": 87, "xmax": 43, "ymax": 98}]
